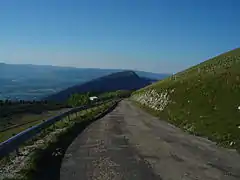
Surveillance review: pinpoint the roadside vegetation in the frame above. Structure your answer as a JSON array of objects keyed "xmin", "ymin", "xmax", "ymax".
[
  {"xmin": 67, "ymin": 93, "xmax": 92, "ymax": 107},
  {"xmin": 0, "ymin": 101, "xmax": 116, "ymax": 180},
  {"xmin": 0, "ymin": 100, "xmax": 70, "ymax": 143},
  {"xmin": 67, "ymin": 90, "xmax": 131, "ymax": 107},
  {"xmin": 0, "ymin": 100, "xmax": 68, "ymax": 117},
  {"xmin": 97, "ymin": 90, "xmax": 132, "ymax": 100},
  {"xmin": 0, "ymin": 90, "xmax": 127, "ymax": 143},
  {"xmin": 132, "ymin": 48, "xmax": 240, "ymax": 152}
]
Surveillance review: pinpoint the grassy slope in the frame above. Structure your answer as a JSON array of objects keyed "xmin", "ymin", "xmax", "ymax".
[
  {"xmin": 133, "ymin": 48, "xmax": 240, "ymax": 150},
  {"xmin": 0, "ymin": 109, "xmax": 69, "ymax": 143},
  {"xmin": 0, "ymin": 103, "xmax": 68, "ymax": 127},
  {"xmin": 0, "ymin": 103, "xmax": 69, "ymax": 143}
]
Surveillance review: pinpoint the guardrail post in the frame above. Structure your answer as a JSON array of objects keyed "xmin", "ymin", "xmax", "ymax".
[{"xmin": 16, "ymin": 148, "xmax": 20, "ymax": 156}]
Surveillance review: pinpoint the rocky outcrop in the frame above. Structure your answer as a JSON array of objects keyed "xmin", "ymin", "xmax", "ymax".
[{"xmin": 132, "ymin": 89, "xmax": 172, "ymax": 111}]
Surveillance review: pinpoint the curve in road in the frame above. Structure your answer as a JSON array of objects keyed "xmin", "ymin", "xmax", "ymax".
[{"xmin": 60, "ymin": 100, "xmax": 240, "ymax": 180}]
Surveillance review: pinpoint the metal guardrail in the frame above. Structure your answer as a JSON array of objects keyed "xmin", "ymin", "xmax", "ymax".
[{"xmin": 0, "ymin": 100, "xmax": 113, "ymax": 159}]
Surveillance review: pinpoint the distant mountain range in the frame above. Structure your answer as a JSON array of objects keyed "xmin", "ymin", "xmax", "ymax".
[{"xmin": 0, "ymin": 63, "xmax": 170, "ymax": 100}]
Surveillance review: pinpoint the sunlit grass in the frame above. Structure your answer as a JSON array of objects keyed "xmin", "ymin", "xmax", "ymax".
[{"xmin": 132, "ymin": 48, "xmax": 240, "ymax": 152}]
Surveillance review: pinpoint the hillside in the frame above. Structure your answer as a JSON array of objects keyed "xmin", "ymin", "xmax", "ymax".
[
  {"xmin": 46, "ymin": 71, "xmax": 153, "ymax": 102},
  {"xmin": 132, "ymin": 48, "xmax": 240, "ymax": 151}
]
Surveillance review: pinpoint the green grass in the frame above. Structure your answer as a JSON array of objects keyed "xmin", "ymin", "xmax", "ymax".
[
  {"xmin": 132, "ymin": 48, "xmax": 240, "ymax": 151},
  {"xmin": 0, "ymin": 102, "xmax": 69, "ymax": 132},
  {"xmin": 0, "ymin": 109, "xmax": 69, "ymax": 143},
  {"xmin": 98, "ymin": 90, "xmax": 132, "ymax": 100}
]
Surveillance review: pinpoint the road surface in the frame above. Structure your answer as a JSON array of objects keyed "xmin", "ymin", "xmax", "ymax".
[{"xmin": 60, "ymin": 100, "xmax": 240, "ymax": 180}]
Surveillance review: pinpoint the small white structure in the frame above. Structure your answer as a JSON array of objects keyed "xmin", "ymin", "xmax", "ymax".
[{"xmin": 89, "ymin": 96, "xmax": 98, "ymax": 101}]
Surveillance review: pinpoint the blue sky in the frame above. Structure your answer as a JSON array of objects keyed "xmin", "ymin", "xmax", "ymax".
[{"xmin": 0, "ymin": 0, "xmax": 239, "ymax": 73}]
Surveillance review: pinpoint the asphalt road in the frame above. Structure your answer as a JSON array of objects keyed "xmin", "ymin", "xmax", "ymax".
[{"xmin": 60, "ymin": 100, "xmax": 240, "ymax": 180}]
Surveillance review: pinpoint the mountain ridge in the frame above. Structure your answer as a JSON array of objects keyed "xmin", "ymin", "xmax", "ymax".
[
  {"xmin": 0, "ymin": 64, "xmax": 170, "ymax": 100},
  {"xmin": 45, "ymin": 70, "xmax": 153, "ymax": 102}
]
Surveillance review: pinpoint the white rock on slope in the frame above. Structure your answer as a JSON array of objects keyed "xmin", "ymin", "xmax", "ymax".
[{"xmin": 132, "ymin": 89, "xmax": 170, "ymax": 111}]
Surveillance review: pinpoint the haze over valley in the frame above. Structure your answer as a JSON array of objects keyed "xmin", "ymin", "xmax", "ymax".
[{"xmin": 0, "ymin": 63, "xmax": 169, "ymax": 100}]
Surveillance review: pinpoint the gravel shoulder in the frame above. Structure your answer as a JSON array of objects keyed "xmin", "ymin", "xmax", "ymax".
[{"xmin": 60, "ymin": 100, "xmax": 240, "ymax": 180}]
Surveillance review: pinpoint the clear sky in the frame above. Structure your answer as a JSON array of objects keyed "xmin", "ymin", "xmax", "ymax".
[{"xmin": 0, "ymin": 0, "xmax": 239, "ymax": 73}]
